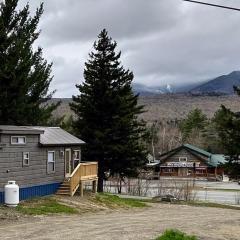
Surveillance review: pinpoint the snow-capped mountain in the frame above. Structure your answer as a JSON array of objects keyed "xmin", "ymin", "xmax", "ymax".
[{"xmin": 132, "ymin": 83, "xmax": 174, "ymax": 95}]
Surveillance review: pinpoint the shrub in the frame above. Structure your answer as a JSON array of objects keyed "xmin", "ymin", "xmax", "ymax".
[{"xmin": 155, "ymin": 229, "xmax": 197, "ymax": 240}]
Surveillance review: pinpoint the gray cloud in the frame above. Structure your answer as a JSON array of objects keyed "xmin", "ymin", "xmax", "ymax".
[
  {"xmin": 39, "ymin": 0, "xmax": 183, "ymax": 44},
  {"xmin": 19, "ymin": 0, "xmax": 240, "ymax": 97}
]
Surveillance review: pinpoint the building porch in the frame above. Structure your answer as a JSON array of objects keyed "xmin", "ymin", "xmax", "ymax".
[{"xmin": 57, "ymin": 162, "xmax": 98, "ymax": 196}]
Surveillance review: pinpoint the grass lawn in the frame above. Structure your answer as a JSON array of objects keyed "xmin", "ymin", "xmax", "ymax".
[
  {"xmin": 16, "ymin": 197, "xmax": 78, "ymax": 215},
  {"xmin": 155, "ymin": 229, "xmax": 197, "ymax": 240},
  {"xmin": 183, "ymin": 201, "xmax": 240, "ymax": 210},
  {"xmin": 203, "ymin": 188, "xmax": 240, "ymax": 192},
  {"xmin": 15, "ymin": 193, "xmax": 147, "ymax": 216},
  {"xmin": 94, "ymin": 193, "xmax": 148, "ymax": 208}
]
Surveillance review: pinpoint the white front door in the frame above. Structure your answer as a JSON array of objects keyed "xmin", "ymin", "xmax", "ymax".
[{"xmin": 65, "ymin": 149, "xmax": 71, "ymax": 177}]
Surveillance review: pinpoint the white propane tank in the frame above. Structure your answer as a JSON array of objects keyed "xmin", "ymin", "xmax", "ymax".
[{"xmin": 4, "ymin": 181, "xmax": 19, "ymax": 207}]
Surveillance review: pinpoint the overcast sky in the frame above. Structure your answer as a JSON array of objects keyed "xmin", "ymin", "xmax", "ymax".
[{"xmin": 18, "ymin": 0, "xmax": 240, "ymax": 97}]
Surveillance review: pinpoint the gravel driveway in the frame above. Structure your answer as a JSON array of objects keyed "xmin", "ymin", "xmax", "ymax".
[{"xmin": 0, "ymin": 204, "xmax": 239, "ymax": 240}]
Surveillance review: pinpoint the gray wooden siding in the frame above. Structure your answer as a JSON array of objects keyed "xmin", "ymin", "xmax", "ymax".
[
  {"xmin": 163, "ymin": 149, "xmax": 208, "ymax": 166},
  {"xmin": 0, "ymin": 134, "xmax": 81, "ymax": 191}
]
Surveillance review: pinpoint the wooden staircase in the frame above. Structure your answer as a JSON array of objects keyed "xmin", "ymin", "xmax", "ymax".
[
  {"xmin": 56, "ymin": 179, "xmax": 71, "ymax": 195},
  {"xmin": 56, "ymin": 162, "xmax": 98, "ymax": 197}
]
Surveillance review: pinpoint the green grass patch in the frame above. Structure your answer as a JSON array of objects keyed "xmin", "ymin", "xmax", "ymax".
[
  {"xmin": 203, "ymin": 188, "xmax": 240, "ymax": 192},
  {"xmin": 16, "ymin": 197, "xmax": 78, "ymax": 215},
  {"xmin": 94, "ymin": 193, "xmax": 147, "ymax": 208},
  {"xmin": 183, "ymin": 201, "xmax": 240, "ymax": 210},
  {"xmin": 155, "ymin": 229, "xmax": 197, "ymax": 240}
]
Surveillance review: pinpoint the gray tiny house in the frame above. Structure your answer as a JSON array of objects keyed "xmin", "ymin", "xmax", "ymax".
[{"xmin": 0, "ymin": 126, "xmax": 98, "ymax": 203}]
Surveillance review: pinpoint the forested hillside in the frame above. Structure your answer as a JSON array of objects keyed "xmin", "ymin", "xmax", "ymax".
[{"xmin": 51, "ymin": 94, "xmax": 240, "ymax": 123}]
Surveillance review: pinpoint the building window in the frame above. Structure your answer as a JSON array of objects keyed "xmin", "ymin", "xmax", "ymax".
[
  {"xmin": 163, "ymin": 168, "xmax": 173, "ymax": 173},
  {"xmin": 11, "ymin": 136, "xmax": 26, "ymax": 145},
  {"xmin": 73, "ymin": 150, "xmax": 80, "ymax": 168},
  {"xmin": 47, "ymin": 151, "xmax": 55, "ymax": 173},
  {"xmin": 23, "ymin": 152, "xmax": 30, "ymax": 166},
  {"xmin": 179, "ymin": 157, "xmax": 187, "ymax": 162}
]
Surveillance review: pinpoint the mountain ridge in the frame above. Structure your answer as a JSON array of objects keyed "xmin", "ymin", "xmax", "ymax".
[
  {"xmin": 132, "ymin": 71, "xmax": 240, "ymax": 95},
  {"xmin": 190, "ymin": 71, "xmax": 240, "ymax": 95}
]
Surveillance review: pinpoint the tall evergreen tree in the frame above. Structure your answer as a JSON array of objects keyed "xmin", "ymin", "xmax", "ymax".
[
  {"xmin": 214, "ymin": 105, "xmax": 240, "ymax": 178},
  {"xmin": 180, "ymin": 108, "xmax": 207, "ymax": 142},
  {"xmin": 71, "ymin": 29, "xmax": 147, "ymax": 191},
  {"xmin": 0, "ymin": 0, "xmax": 58, "ymax": 125}
]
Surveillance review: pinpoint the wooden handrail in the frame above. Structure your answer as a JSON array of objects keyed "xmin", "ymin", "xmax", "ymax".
[
  {"xmin": 70, "ymin": 163, "xmax": 81, "ymax": 178},
  {"xmin": 69, "ymin": 161, "xmax": 98, "ymax": 196}
]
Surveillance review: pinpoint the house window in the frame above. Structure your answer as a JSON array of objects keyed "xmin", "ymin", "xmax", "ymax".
[
  {"xmin": 47, "ymin": 151, "xmax": 55, "ymax": 173},
  {"xmin": 11, "ymin": 136, "xmax": 26, "ymax": 145},
  {"xmin": 179, "ymin": 157, "xmax": 187, "ymax": 162},
  {"xmin": 73, "ymin": 150, "xmax": 80, "ymax": 168},
  {"xmin": 23, "ymin": 152, "xmax": 30, "ymax": 166}
]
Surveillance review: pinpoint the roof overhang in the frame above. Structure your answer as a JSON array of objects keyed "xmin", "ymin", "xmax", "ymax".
[
  {"xmin": 0, "ymin": 126, "xmax": 44, "ymax": 135},
  {"xmin": 39, "ymin": 142, "xmax": 86, "ymax": 147}
]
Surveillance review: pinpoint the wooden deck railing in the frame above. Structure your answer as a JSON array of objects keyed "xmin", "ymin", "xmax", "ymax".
[{"xmin": 69, "ymin": 162, "xmax": 98, "ymax": 196}]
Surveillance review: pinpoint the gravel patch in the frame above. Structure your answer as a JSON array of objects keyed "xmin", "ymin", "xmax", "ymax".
[{"xmin": 0, "ymin": 203, "xmax": 239, "ymax": 240}]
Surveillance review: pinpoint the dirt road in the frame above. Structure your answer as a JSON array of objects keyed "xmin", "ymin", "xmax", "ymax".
[{"xmin": 0, "ymin": 204, "xmax": 239, "ymax": 240}]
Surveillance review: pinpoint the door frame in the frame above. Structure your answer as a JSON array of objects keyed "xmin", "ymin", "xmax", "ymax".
[
  {"xmin": 178, "ymin": 167, "xmax": 188, "ymax": 177},
  {"xmin": 65, "ymin": 148, "xmax": 72, "ymax": 177}
]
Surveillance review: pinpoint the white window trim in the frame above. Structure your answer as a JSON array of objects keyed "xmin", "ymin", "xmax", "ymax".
[
  {"xmin": 179, "ymin": 157, "xmax": 188, "ymax": 162},
  {"xmin": 11, "ymin": 136, "xmax": 26, "ymax": 145},
  {"xmin": 47, "ymin": 151, "xmax": 55, "ymax": 173},
  {"xmin": 23, "ymin": 152, "xmax": 30, "ymax": 166}
]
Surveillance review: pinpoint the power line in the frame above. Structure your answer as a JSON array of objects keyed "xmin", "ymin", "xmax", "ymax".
[{"xmin": 183, "ymin": 0, "xmax": 240, "ymax": 11}]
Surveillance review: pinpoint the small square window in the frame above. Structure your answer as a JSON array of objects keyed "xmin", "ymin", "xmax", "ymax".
[
  {"xmin": 179, "ymin": 157, "xmax": 187, "ymax": 162},
  {"xmin": 11, "ymin": 136, "xmax": 26, "ymax": 145},
  {"xmin": 23, "ymin": 152, "xmax": 30, "ymax": 166}
]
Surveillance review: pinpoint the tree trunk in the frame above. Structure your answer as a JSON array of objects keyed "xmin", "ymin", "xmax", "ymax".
[
  {"xmin": 151, "ymin": 138, "xmax": 155, "ymax": 161},
  {"xmin": 97, "ymin": 160, "xmax": 105, "ymax": 192},
  {"xmin": 118, "ymin": 178, "xmax": 122, "ymax": 194},
  {"xmin": 97, "ymin": 164, "xmax": 105, "ymax": 192},
  {"xmin": 97, "ymin": 176, "xmax": 104, "ymax": 192}
]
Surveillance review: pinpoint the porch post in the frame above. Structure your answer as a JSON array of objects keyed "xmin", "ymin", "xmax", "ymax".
[
  {"xmin": 92, "ymin": 180, "xmax": 98, "ymax": 193},
  {"xmin": 79, "ymin": 181, "xmax": 84, "ymax": 197}
]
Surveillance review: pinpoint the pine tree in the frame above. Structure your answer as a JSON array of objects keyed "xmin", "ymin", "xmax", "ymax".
[
  {"xmin": 70, "ymin": 29, "xmax": 147, "ymax": 191},
  {"xmin": 0, "ymin": 0, "xmax": 58, "ymax": 125},
  {"xmin": 214, "ymin": 105, "xmax": 240, "ymax": 178},
  {"xmin": 180, "ymin": 108, "xmax": 207, "ymax": 142}
]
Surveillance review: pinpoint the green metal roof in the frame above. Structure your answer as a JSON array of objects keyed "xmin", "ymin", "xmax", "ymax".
[
  {"xmin": 183, "ymin": 144, "xmax": 226, "ymax": 167},
  {"xmin": 208, "ymin": 154, "xmax": 226, "ymax": 167},
  {"xmin": 183, "ymin": 144, "xmax": 212, "ymax": 157}
]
